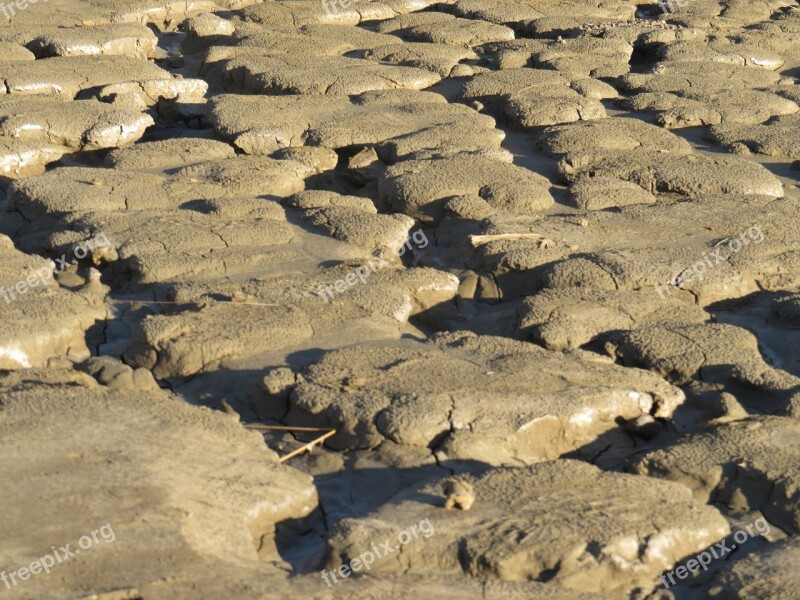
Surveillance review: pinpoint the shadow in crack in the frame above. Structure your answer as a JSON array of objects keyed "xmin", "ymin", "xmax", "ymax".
[
  {"xmin": 272, "ymin": 458, "xmax": 489, "ymax": 574},
  {"xmin": 707, "ymin": 289, "xmax": 800, "ymax": 380}
]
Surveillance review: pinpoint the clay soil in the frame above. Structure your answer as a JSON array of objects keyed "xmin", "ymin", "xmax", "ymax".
[{"xmin": 1, "ymin": 0, "xmax": 800, "ymax": 598}]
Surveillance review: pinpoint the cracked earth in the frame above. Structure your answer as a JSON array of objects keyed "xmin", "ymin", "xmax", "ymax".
[{"xmin": 1, "ymin": 0, "xmax": 799, "ymax": 598}]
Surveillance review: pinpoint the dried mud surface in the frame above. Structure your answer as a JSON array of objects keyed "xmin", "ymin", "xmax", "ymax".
[{"xmin": 1, "ymin": 0, "xmax": 799, "ymax": 598}]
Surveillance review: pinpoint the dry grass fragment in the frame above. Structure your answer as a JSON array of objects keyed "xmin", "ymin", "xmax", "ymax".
[
  {"xmin": 470, "ymin": 233, "xmax": 558, "ymax": 249},
  {"xmin": 242, "ymin": 424, "xmax": 337, "ymax": 463}
]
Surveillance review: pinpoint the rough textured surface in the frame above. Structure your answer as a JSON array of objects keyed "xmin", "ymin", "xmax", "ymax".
[
  {"xmin": 0, "ymin": 372, "xmax": 317, "ymax": 599},
  {"xmin": 2, "ymin": 0, "xmax": 800, "ymax": 597},
  {"xmin": 0, "ymin": 97, "xmax": 153, "ymax": 150},
  {"xmin": 705, "ymin": 113, "xmax": 800, "ymax": 159},
  {"xmin": 635, "ymin": 417, "xmax": 800, "ymax": 532},
  {"xmin": 0, "ymin": 137, "xmax": 66, "ymax": 178},
  {"xmin": 288, "ymin": 332, "xmax": 684, "ymax": 464},
  {"xmin": 326, "ymin": 460, "xmax": 729, "ymax": 595},
  {"xmin": 378, "ymin": 155, "xmax": 554, "ymax": 222},
  {"xmin": 209, "ymin": 91, "xmax": 503, "ymax": 159},
  {"xmin": 105, "ymin": 138, "xmax": 236, "ymax": 171},
  {"xmin": 222, "ymin": 53, "xmax": 441, "ymax": 96},
  {"xmin": 540, "ymin": 117, "xmax": 693, "ymax": 156},
  {"xmin": 558, "ymin": 150, "xmax": 784, "ymax": 198},
  {"xmin": 710, "ymin": 538, "xmax": 800, "ymax": 599},
  {"xmin": 0, "ymin": 56, "xmax": 179, "ymax": 98},
  {"xmin": 0, "ymin": 235, "xmax": 108, "ymax": 369}
]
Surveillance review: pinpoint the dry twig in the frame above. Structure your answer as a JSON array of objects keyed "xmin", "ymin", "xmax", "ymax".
[
  {"xmin": 244, "ymin": 424, "xmax": 333, "ymax": 432},
  {"xmin": 469, "ymin": 233, "xmax": 548, "ymax": 245},
  {"xmin": 278, "ymin": 430, "xmax": 336, "ymax": 463},
  {"xmin": 108, "ymin": 299, "xmax": 283, "ymax": 307}
]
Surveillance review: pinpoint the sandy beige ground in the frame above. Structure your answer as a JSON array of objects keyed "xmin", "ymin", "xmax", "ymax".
[{"xmin": 0, "ymin": 0, "xmax": 799, "ymax": 598}]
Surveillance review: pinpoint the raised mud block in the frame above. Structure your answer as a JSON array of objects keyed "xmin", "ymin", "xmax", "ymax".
[
  {"xmin": 710, "ymin": 538, "xmax": 800, "ymax": 599},
  {"xmin": 635, "ymin": 416, "xmax": 800, "ymax": 532},
  {"xmin": 0, "ymin": 372, "xmax": 317, "ymax": 597},
  {"xmin": 378, "ymin": 156, "xmax": 554, "ymax": 223},
  {"xmin": 125, "ymin": 303, "xmax": 314, "ymax": 378},
  {"xmin": 0, "ymin": 236, "xmax": 108, "ymax": 369},
  {"xmin": 287, "ymin": 332, "xmax": 684, "ymax": 464},
  {"xmin": 325, "ymin": 460, "xmax": 728, "ymax": 595}
]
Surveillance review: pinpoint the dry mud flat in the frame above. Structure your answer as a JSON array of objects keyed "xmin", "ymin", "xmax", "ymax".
[{"xmin": 1, "ymin": 0, "xmax": 800, "ymax": 598}]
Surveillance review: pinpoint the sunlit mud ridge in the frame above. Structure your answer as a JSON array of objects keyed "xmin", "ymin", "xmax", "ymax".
[{"xmin": 1, "ymin": 0, "xmax": 799, "ymax": 598}]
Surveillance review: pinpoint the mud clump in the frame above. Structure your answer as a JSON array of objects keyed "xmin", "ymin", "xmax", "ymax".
[{"xmin": 443, "ymin": 479, "xmax": 475, "ymax": 510}]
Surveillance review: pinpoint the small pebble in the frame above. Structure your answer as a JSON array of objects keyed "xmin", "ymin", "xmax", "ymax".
[{"xmin": 444, "ymin": 479, "xmax": 475, "ymax": 511}]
